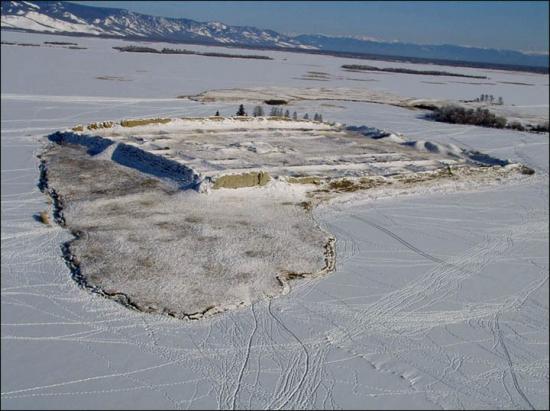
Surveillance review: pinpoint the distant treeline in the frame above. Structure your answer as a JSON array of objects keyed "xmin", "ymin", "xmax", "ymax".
[
  {"xmin": 113, "ymin": 45, "xmax": 273, "ymax": 60},
  {"xmin": 428, "ymin": 105, "xmax": 506, "ymax": 128},
  {"xmin": 427, "ymin": 105, "xmax": 549, "ymax": 132},
  {"xmin": 342, "ymin": 64, "xmax": 487, "ymax": 79},
  {"xmin": 44, "ymin": 41, "xmax": 78, "ymax": 45},
  {"xmin": 1, "ymin": 41, "xmax": 86, "ymax": 49},
  {"xmin": 1, "ymin": 41, "xmax": 39, "ymax": 47}
]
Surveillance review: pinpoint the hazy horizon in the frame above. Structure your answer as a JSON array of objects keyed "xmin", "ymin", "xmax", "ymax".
[{"xmin": 72, "ymin": 1, "xmax": 549, "ymax": 53}]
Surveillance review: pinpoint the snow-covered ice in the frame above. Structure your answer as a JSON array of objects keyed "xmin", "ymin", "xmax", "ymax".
[{"xmin": 1, "ymin": 31, "xmax": 548, "ymax": 409}]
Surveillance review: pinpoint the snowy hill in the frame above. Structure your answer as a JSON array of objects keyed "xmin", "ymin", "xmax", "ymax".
[{"xmin": 0, "ymin": 1, "xmax": 313, "ymax": 48}]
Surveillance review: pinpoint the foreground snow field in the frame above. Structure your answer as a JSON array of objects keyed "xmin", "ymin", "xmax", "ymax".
[{"xmin": 1, "ymin": 31, "xmax": 548, "ymax": 409}]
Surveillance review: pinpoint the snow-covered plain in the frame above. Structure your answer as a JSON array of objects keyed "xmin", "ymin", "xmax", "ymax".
[{"xmin": 1, "ymin": 31, "xmax": 548, "ymax": 409}]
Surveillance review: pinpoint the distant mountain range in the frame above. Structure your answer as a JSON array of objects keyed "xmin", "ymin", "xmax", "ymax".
[
  {"xmin": 294, "ymin": 34, "xmax": 548, "ymax": 69},
  {"xmin": 0, "ymin": 1, "xmax": 311, "ymax": 48},
  {"xmin": 2, "ymin": 1, "xmax": 548, "ymax": 69}
]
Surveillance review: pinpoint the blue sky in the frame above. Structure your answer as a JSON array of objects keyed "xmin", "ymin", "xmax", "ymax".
[{"xmin": 73, "ymin": 1, "xmax": 549, "ymax": 52}]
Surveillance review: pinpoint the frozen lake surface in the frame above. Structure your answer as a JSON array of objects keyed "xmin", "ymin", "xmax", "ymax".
[{"xmin": 1, "ymin": 31, "xmax": 548, "ymax": 409}]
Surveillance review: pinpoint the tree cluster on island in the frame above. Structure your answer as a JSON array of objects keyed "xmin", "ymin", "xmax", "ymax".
[
  {"xmin": 474, "ymin": 94, "xmax": 504, "ymax": 105},
  {"xmin": 428, "ymin": 105, "xmax": 507, "ymax": 128},
  {"xmin": 240, "ymin": 105, "xmax": 324, "ymax": 121},
  {"xmin": 214, "ymin": 105, "xmax": 325, "ymax": 122},
  {"xmin": 427, "ymin": 104, "xmax": 549, "ymax": 132}
]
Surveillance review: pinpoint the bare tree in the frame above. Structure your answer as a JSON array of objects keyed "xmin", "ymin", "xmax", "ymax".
[{"xmin": 253, "ymin": 106, "xmax": 264, "ymax": 117}]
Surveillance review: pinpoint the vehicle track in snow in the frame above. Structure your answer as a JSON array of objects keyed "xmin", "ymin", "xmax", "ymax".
[{"xmin": 348, "ymin": 215, "xmax": 446, "ymax": 264}]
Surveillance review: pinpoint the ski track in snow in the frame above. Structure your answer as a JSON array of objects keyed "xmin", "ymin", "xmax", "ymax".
[{"xmin": 1, "ymin": 32, "xmax": 549, "ymax": 410}]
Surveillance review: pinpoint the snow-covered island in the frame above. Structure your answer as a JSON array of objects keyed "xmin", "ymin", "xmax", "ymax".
[{"xmin": 38, "ymin": 116, "xmax": 534, "ymax": 319}]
